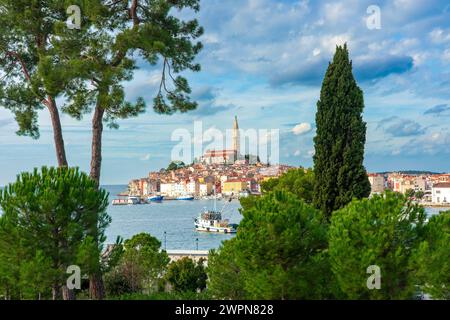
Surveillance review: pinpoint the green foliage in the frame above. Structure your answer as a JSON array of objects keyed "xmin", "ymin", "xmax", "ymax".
[
  {"xmin": 0, "ymin": 166, "xmax": 110, "ymax": 299},
  {"xmin": 405, "ymin": 189, "xmax": 415, "ymax": 198},
  {"xmin": 329, "ymin": 192, "xmax": 427, "ymax": 299},
  {"xmin": 313, "ymin": 44, "xmax": 371, "ymax": 217},
  {"xmin": 165, "ymin": 257, "xmax": 207, "ymax": 293},
  {"xmin": 241, "ymin": 168, "xmax": 314, "ymax": 212},
  {"xmin": 210, "ymin": 190, "xmax": 333, "ymax": 299},
  {"xmin": 111, "ymin": 291, "xmax": 211, "ymax": 300},
  {"xmin": 1, "ymin": 0, "xmax": 203, "ymax": 139},
  {"xmin": 414, "ymin": 191, "xmax": 425, "ymax": 200},
  {"xmin": 104, "ymin": 268, "xmax": 133, "ymax": 297},
  {"xmin": 207, "ymin": 238, "xmax": 246, "ymax": 299},
  {"xmin": 0, "ymin": 0, "xmax": 103, "ymax": 137},
  {"xmin": 60, "ymin": 0, "xmax": 203, "ymax": 127},
  {"xmin": 18, "ymin": 250, "xmax": 55, "ymax": 300},
  {"xmin": 260, "ymin": 168, "xmax": 314, "ymax": 204},
  {"xmin": 104, "ymin": 233, "xmax": 169, "ymax": 296},
  {"xmin": 167, "ymin": 160, "xmax": 186, "ymax": 171},
  {"xmin": 411, "ymin": 211, "xmax": 450, "ymax": 299}
]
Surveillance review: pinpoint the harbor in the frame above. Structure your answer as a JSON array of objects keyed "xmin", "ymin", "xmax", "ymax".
[
  {"xmin": 102, "ymin": 185, "xmax": 449, "ymax": 251},
  {"xmin": 104, "ymin": 185, "xmax": 242, "ymax": 250}
]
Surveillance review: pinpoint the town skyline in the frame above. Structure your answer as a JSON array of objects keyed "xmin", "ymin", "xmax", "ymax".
[{"xmin": 1, "ymin": 0, "xmax": 450, "ymax": 185}]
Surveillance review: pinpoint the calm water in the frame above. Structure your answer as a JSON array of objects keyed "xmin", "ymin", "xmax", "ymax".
[
  {"xmin": 104, "ymin": 185, "xmax": 242, "ymax": 250},
  {"xmin": 0, "ymin": 185, "xmax": 448, "ymax": 250}
]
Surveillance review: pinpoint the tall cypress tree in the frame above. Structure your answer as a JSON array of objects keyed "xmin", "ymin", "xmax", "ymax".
[{"xmin": 313, "ymin": 44, "xmax": 371, "ymax": 217}]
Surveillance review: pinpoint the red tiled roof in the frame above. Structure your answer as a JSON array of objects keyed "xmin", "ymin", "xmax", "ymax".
[{"xmin": 433, "ymin": 183, "xmax": 450, "ymax": 188}]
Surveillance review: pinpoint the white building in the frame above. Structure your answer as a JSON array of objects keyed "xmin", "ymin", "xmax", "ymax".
[
  {"xmin": 199, "ymin": 183, "xmax": 213, "ymax": 196},
  {"xmin": 160, "ymin": 182, "xmax": 188, "ymax": 197},
  {"xmin": 432, "ymin": 183, "xmax": 450, "ymax": 204},
  {"xmin": 186, "ymin": 180, "xmax": 200, "ymax": 196},
  {"xmin": 368, "ymin": 174, "xmax": 385, "ymax": 194}
]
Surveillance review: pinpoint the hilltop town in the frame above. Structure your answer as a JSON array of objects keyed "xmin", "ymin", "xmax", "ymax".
[
  {"xmin": 127, "ymin": 116, "xmax": 293, "ymax": 198},
  {"xmin": 126, "ymin": 117, "xmax": 450, "ymax": 205},
  {"xmin": 128, "ymin": 163, "xmax": 450, "ymax": 204},
  {"xmin": 128, "ymin": 162, "xmax": 294, "ymax": 199}
]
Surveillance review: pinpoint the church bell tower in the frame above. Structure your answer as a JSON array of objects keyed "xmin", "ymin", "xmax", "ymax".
[{"xmin": 232, "ymin": 116, "xmax": 240, "ymax": 156}]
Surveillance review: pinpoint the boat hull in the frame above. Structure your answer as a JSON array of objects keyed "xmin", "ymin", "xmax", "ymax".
[
  {"xmin": 148, "ymin": 195, "xmax": 164, "ymax": 202},
  {"xmin": 195, "ymin": 224, "xmax": 237, "ymax": 234},
  {"xmin": 176, "ymin": 196, "xmax": 194, "ymax": 200}
]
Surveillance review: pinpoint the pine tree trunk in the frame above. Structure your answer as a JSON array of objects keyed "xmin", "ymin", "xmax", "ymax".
[
  {"xmin": 46, "ymin": 96, "xmax": 68, "ymax": 167},
  {"xmin": 89, "ymin": 272, "xmax": 105, "ymax": 300},
  {"xmin": 62, "ymin": 285, "xmax": 76, "ymax": 300},
  {"xmin": 52, "ymin": 284, "xmax": 62, "ymax": 300},
  {"xmin": 89, "ymin": 104, "xmax": 105, "ymax": 300},
  {"xmin": 90, "ymin": 105, "xmax": 104, "ymax": 185}
]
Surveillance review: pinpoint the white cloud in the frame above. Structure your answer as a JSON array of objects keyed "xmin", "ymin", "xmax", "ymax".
[
  {"xmin": 201, "ymin": 33, "xmax": 220, "ymax": 44},
  {"xmin": 292, "ymin": 123, "xmax": 312, "ymax": 135},
  {"xmin": 323, "ymin": 2, "xmax": 346, "ymax": 23},
  {"xmin": 294, "ymin": 150, "xmax": 301, "ymax": 156},
  {"xmin": 429, "ymin": 28, "xmax": 450, "ymax": 44},
  {"xmin": 140, "ymin": 154, "xmax": 151, "ymax": 161},
  {"xmin": 320, "ymin": 34, "xmax": 352, "ymax": 54},
  {"xmin": 442, "ymin": 49, "xmax": 450, "ymax": 62}
]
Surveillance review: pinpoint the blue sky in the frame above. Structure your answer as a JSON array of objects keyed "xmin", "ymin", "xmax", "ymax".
[{"xmin": 1, "ymin": 0, "xmax": 450, "ymax": 185}]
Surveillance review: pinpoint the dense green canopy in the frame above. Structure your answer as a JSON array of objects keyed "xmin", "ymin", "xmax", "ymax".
[{"xmin": 313, "ymin": 44, "xmax": 371, "ymax": 217}]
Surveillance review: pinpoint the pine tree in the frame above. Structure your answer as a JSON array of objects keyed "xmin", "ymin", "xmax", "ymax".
[
  {"xmin": 313, "ymin": 44, "xmax": 371, "ymax": 217},
  {"xmin": 0, "ymin": 167, "xmax": 110, "ymax": 300}
]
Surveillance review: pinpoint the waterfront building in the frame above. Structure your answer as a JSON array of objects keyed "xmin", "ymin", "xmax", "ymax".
[
  {"xmin": 161, "ymin": 182, "xmax": 187, "ymax": 197},
  {"xmin": 199, "ymin": 182, "xmax": 213, "ymax": 196},
  {"xmin": 368, "ymin": 173, "xmax": 385, "ymax": 194},
  {"xmin": 128, "ymin": 179, "xmax": 141, "ymax": 196},
  {"xmin": 186, "ymin": 180, "xmax": 200, "ymax": 196},
  {"xmin": 432, "ymin": 183, "xmax": 450, "ymax": 204},
  {"xmin": 222, "ymin": 179, "xmax": 248, "ymax": 195},
  {"xmin": 391, "ymin": 175, "xmax": 427, "ymax": 194},
  {"xmin": 142, "ymin": 178, "xmax": 160, "ymax": 196}
]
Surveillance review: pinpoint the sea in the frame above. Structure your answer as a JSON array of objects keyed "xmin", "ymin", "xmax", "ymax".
[
  {"xmin": 0, "ymin": 185, "xmax": 448, "ymax": 250},
  {"xmin": 104, "ymin": 185, "xmax": 242, "ymax": 250}
]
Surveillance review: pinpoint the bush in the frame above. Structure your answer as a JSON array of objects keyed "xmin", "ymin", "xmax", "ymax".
[
  {"xmin": 165, "ymin": 257, "xmax": 207, "ymax": 293},
  {"xmin": 207, "ymin": 238, "xmax": 246, "ymax": 299},
  {"xmin": 104, "ymin": 233, "xmax": 169, "ymax": 296}
]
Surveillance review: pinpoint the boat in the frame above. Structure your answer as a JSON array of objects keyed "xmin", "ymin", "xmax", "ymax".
[
  {"xmin": 194, "ymin": 187, "xmax": 237, "ymax": 233},
  {"xmin": 127, "ymin": 196, "xmax": 141, "ymax": 205},
  {"xmin": 147, "ymin": 195, "xmax": 164, "ymax": 202},
  {"xmin": 194, "ymin": 210, "xmax": 237, "ymax": 234},
  {"xmin": 176, "ymin": 194, "xmax": 194, "ymax": 200},
  {"xmin": 112, "ymin": 198, "xmax": 128, "ymax": 205}
]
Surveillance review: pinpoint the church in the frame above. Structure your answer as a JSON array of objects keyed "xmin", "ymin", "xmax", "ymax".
[{"xmin": 200, "ymin": 116, "xmax": 241, "ymax": 165}]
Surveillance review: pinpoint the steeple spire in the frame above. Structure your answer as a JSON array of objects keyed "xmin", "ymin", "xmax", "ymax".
[{"xmin": 232, "ymin": 116, "xmax": 240, "ymax": 155}]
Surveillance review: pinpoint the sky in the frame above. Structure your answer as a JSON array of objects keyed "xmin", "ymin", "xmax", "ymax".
[{"xmin": 1, "ymin": 0, "xmax": 450, "ymax": 185}]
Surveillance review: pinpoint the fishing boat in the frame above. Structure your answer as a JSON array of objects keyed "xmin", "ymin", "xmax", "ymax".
[
  {"xmin": 194, "ymin": 188, "xmax": 237, "ymax": 233},
  {"xmin": 147, "ymin": 195, "xmax": 164, "ymax": 202},
  {"xmin": 194, "ymin": 210, "xmax": 237, "ymax": 233}
]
